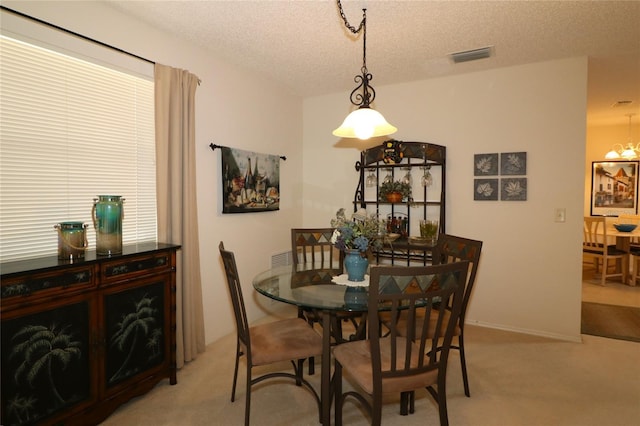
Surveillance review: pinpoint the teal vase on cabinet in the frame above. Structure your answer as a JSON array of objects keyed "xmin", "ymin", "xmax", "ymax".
[{"xmin": 92, "ymin": 195, "xmax": 124, "ymax": 255}]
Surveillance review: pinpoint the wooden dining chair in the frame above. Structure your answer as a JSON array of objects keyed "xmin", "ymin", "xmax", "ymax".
[
  {"xmin": 616, "ymin": 215, "xmax": 640, "ymax": 285},
  {"xmin": 583, "ymin": 216, "xmax": 627, "ymax": 286},
  {"xmin": 219, "ymin": 242, "xmax": 322, "ymax": 426},
  {"xmin": 333, "ymin": 262, "xmax": 469, "ymax": 426},
  {"xmin": 430, "ymin": 234, "xmax": 483, "ymax": 397},
  {"xmin": 382, "ymin": 234, "xmax": 483, "ymax": 401},
  {"xmin": 291, "ymin": 228, "xmax": 359, "ymax": 374}
]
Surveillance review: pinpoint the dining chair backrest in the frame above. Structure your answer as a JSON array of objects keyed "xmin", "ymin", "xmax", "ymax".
[
  {"xmin": 291, "ymin": 228, "xmax": 343, "ymax": 270},
  {"xmin": 583, "ymin": 216, "xmax": 608, "ymax": 254},
  {"xmin": 432, "ymin": 234, "xmax": 483, "ymax": 325},
  {"xmin": 219, "ymin": 242, "xmax": 251, "ymax": 356},
  {"xmin": 367, "ymin": 262, "xmax": 469, "ymax": 389}
]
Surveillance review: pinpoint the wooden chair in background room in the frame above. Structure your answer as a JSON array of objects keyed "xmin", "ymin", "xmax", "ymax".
[
  {"xmin": 219, "ymin": 242, "xmax": 322, "ymax": 426},
  {"xmin": 618, "ymin": 214, "xmax": 640, "ymax": 286},
  {"xmin": 333, "ymin": 262, "xmax": 469, "ymax": 426},
  {"xmin": 583, "ymin": 216, "xmax": 628, "ymax": 286}
]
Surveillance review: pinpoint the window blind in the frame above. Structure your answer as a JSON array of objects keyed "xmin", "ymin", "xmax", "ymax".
[{"xmin": 0, "ymin": 35, "xmax": 156, "ymax": 262}]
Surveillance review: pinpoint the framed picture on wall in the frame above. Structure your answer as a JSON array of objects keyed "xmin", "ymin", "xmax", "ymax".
[{"xmin": 591, "ymin": 161, "xmax": 639, "ymax": 216}]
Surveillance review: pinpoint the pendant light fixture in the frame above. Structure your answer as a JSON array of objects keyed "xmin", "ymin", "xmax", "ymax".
[
  {"xmin": 605, "ymin": 114, "xmax": 638, "ymax": 159},
  {"xmin": 332, "ymin": 1, "xmax": 397, "ymax": 140}
]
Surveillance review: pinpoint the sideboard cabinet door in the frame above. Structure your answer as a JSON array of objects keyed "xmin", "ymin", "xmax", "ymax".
[{"xmin": 1, "ymin": 294, "xmax": 98, "ymax": 426}]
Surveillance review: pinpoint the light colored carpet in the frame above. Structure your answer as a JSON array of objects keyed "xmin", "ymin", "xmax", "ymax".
[{"xmin": 100, "ymin": 307, "xmax": 640, "ymax": 426}]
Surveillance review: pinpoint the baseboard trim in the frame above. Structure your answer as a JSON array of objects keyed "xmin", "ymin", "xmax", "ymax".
[{"xmin": 468, "ymin": 320, "xmax": 583, "ymax": 343}]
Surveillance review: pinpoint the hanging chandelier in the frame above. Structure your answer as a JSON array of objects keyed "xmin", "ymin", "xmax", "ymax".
[
  {"xmin": 605, "ymin": 114, "xmax": 638, "ymax": 159},
  {"xmin": 332, "ymin": 0, "xmax": 397, "ymax": 140}
]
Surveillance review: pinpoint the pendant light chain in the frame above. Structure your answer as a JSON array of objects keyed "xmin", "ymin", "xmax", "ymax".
[{"xmin": 337, "ymin": 1, "xmax": 367, "ymax": 73}]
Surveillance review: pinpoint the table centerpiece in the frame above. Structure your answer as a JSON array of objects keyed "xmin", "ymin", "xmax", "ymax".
[{"xmin": 330, "ymin": 208, "xmax": 385, "ymax": 283}]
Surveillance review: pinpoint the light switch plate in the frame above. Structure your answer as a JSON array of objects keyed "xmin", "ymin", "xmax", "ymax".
[{"xmin": 555, "ymin": 208, "xmax": 566, "ymax": 223}]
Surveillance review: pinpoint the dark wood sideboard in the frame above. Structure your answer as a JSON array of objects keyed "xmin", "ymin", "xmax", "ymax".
[{"xmin": 1, "ymin": 242, "xmax": 180, "ymax": 426}]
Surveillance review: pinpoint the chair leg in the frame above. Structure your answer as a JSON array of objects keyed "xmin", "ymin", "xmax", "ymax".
[
  {"xmin": 244, "ymin": 364, "xmax": 252, "ymax": 426},
  {"xmin": 299, "ymin": 308, "xmax": 316, "ymax": 375},
  {"xmin": 459, "ymin": 331, "xmax": 470, "ymax": 397},
  {"xmin": 231, "ymin": 342, "xmax": 241, "ymax": 402},
  {"xmin": 295, "ymin": 359, "xmax": 304, "ymax": 386},
  {"xmin": 400, "ymin": 392, "xmax": 409, "ymax": 415},
  {"xmin": 334, "ymin": 361, "xmax": 343, "ymax": 426},
  {"xmin": 436, "ymin": 371, "xmax": 450, "ymax": 426}
]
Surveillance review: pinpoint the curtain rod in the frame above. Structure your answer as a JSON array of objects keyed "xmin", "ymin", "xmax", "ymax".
[{"xmin": 1, "ymin": 5, "xmax": 155, "ymax": 65}]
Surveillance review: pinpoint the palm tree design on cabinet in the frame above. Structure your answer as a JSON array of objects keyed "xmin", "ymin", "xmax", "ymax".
[
  {"xmin": 1, "ymin": 302, "xmax": 90, "ymax": 426},
  {"xmin": 106, "ymin": 285, "xmax": 164, "ymax": 386}
]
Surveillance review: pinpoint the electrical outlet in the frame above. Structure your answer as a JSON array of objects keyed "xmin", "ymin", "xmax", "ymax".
[{"xmin": 555, "ymin": 208, "xmax": 566, "ymax": 223}]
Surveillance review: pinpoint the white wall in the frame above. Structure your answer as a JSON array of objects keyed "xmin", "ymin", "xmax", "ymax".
[
  {"xmin": 7, "ymin": 2, "xmax": 587, "ymax": 343},
  {"xmin": 304, "ymin": 58, "xmax": 587, "ymax": 341},
  {"xmin": 5, "ymin": 1, "xmax": 304, "ymax": 345}
]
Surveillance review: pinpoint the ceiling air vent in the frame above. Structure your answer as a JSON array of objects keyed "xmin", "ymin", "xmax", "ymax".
[
  {"xmin": 612, "ymin": 100, "xmax": 633, "ymax": 107},
  {"xmin": 450, "ymin": 46, "xmax": 493, "ymax": 64}
]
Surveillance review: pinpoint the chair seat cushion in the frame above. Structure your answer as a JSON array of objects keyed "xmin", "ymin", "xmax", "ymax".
[
  {"xmin": 249, "ymin": 318, "xmax": 322, "ymax": 366},
  {"xmin": 583, "ymin": 245, "xmax": 626, "ymax": 256},
  {"xmin": 333, "ymin": 337, "xmax": 438, "ymax": 395}
]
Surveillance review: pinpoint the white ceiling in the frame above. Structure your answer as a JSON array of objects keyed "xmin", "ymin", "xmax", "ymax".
[{"xmin": 105, "ymin": 0, "xmax": 640, "ymax": 127}]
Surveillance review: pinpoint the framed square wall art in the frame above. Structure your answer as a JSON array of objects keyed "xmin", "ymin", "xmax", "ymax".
[
  {"xmin": 500, "ymin": 152, "xmax": 527, "ymax": 175},
  {"xmin": 474, "ymin": 153, "xmax": 499, "ymax": 176},
  {"xmin": 591, "ymin": 160, "xmax": 639, "ymax": 216},
  {"xmin": 474, "ymin": 178, "xmax": 499, "ymax": 201},
  {"xmin": 501, "ymin": 178, "xmax": 527, "ymax": 201}
]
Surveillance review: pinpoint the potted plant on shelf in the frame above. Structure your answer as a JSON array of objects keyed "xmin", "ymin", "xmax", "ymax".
[{"xmin": 379, "ymin": 180, "xmax": 412, "ymax": 203}]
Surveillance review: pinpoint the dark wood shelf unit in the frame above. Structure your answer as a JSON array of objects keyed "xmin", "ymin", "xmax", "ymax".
[{"xmin": 353, "ymin": 140, "xmax": 446, "ymax": 265}]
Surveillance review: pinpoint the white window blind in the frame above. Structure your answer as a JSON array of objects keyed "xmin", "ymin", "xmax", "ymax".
[{"xmin": 0, "ymin": 35, "xmax": 156, "ymax": 262}]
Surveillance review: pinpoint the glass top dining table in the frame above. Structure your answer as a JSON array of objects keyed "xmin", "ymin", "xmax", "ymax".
[
  {"xmin": 252, "ymin": 265, "xmax": 369, "ymax": 426},
  {"xmin": 253, "ymin": 265, "xmax": 372, "ymax": 311}
]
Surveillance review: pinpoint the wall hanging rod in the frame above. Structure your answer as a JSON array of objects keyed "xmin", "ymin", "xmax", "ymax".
[{"xmin": 209, "ymin": 143, "xmax": 287, "ymax": 161}]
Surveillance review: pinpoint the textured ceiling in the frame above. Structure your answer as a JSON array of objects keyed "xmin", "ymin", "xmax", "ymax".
[{"xmin": 104, "ymin": 0, "xmax": 640, "ymax": 127}]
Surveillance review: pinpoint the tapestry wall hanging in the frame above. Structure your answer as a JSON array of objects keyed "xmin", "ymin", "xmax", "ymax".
[{"xmin": 220, "ymin": 146, "xmax": 281, "ymax": 213}]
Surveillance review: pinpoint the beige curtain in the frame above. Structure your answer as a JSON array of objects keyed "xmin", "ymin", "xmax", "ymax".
[{"xmin": 154, "ymin": 64, "xmax": 205, "ymax": 367}]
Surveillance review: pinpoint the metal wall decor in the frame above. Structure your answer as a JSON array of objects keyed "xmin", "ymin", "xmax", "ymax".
[
  {"xmin": 474, "ymin": 152, "xmax": 527, "ymax": 201},
  {"xmin": 211, "ymin": 144, "xmax": 284, "ymax": 213}
]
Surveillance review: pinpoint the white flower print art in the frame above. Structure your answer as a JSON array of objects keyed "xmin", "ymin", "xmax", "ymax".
[
  {"xmin": 500, "ymin": 152, "xmax": 527, "ymax": 175},
  {"xmin": 474, "ymin": 153, "xmax": 498, "ymax": 176},
  {"xmin": 474, "ymin": 179, "xmax": 498, "ymax": 200},
  {"xmin": 501, "ymin": 178, "xmax": 527, "ymax": 201}
]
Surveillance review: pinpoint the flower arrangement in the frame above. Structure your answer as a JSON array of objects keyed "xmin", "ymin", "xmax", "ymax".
[
  {"xmin": 379, "ymin": 180, "xmax": 412, "ymax": 202},
  {"xmin": 330, "ymin": 208, "xmax": 385, "ymax": 254}
]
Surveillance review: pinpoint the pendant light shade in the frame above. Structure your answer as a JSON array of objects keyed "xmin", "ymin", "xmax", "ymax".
[{"xmin": 332, "ymin": 107, "xmax": 397, "ymax": 140}]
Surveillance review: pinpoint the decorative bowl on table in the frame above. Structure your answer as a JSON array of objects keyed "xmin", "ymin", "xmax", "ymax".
[{"xmin": 614, "ymin": 223, "xmax": 637, "ymax": 232}]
